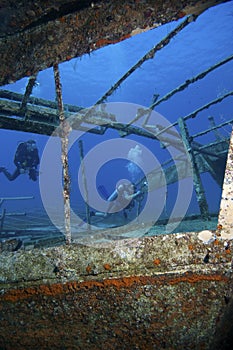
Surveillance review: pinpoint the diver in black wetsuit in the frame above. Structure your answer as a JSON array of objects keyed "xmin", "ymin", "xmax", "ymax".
[{"xmin": 0, "ymin": 140, "xmax": 40, "ymax": 181}]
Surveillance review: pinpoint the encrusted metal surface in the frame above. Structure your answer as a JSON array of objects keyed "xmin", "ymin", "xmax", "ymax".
[
  {"xmin": 0, "ymin": 228, "xmax": 232, "ymax": 349},
  {"xmin": 0, "ymin": 274, "xmax": 231, "ymax": 349},
  {"xmin": 0, "ymin": 232, "xmax": 232, "ymax": 288},
  {"xmin": 0, "ymin": 0, "xmax": 229, "ymax": 85},
  {"xmin": 218, "ymin": 130, "xmax": 233, "ymax": 239}
]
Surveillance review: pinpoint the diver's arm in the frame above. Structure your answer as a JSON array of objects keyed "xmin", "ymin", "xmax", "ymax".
[
  {"xmin": 107, "ymin": 189, "xmax": 118, "ymax": 202},
  {"xmin": 124, "ymin": 190, "xmax": 141, "ymax": 201}
]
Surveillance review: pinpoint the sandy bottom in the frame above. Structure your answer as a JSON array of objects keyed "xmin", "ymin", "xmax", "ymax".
[{"xmin": 0, "ymin": 207, "xmax": 219, "ymax": 249}]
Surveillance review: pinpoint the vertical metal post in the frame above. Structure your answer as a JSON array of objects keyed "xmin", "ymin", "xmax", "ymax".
[
  {"xmin": 208, "ymin": 116, "xmax": 222, "ymax": 140},
  {"xmin": 0, "ymin": 208, "xmax": 6, "ymax": 230},
  {"xmin": 20, "ymin": 74, "xmax": 38, "ymax": 118},
  {"xmin": 78, "ymin": 140, "xmax": 91, "ymax": 230},
  {"xmin": 53, "ymin": 64, "xmax": 71, "ymax": 244},
  {"xmin": 178, "ymin": 117, "xmax": 210, "ymax": 220}
]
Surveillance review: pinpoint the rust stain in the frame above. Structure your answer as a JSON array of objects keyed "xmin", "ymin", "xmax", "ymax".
[
  {"xmin": 169, "ymin": 274, "xmax": 228, "ymax": 285},
  {"xmin": 86, "ymin": 265, "xmax": 92, "ymax": 273},
  {"xmin": 94, "ymin": 34, "xmax": 131, "ymax": 49},
  {"xmin": 153, "ymin": 258, "xmax": 161, "ymax": 265},
  {"xmin": 177, "ymin": 11, "xmax": 186, "ymax": 18},
  {"xmin": 0, "ymin": 273, "xmax": 229, "ymax": 303},
  {"xmin": 59, "ymin": 16, "xmax": 66, "ymax": 23},
  {"xmin": 214, "ymin": 239, "xmax": 220, "ymax": 245},
  {"xmin": 103, "ymin": 263, "xmax": 111, "ymax": 270}
]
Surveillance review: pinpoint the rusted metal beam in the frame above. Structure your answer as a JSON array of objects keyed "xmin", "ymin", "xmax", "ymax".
[
  {"xmin": 19, "ymin": 75, "xmax": 37, "ymax": 117},
  {"xmin": 149, "ymin": 54, "xmax": 233, "ymax": 111},
  {"xmin": 0, "ymin": 89, "xmax": 83, "ymax": 113},
  {"xmin": 78, "ymin": 140, "xmax": 91, "ymax": 230},
  {"xmin": 53, "ymin": 63, "xmax": 71, "ymax": 244},
  {"xmin": 178, "ymin": 117, "xmax": 210, "ymax": 220},
  {"xmin": 95, "ymin": 15, "xmax": 196, "ymax": 105}
]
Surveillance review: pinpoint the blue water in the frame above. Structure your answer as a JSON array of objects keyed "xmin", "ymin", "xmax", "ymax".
[{"xmin": 0, "ymin": 2, "xmax": 233, "ymax": 245}]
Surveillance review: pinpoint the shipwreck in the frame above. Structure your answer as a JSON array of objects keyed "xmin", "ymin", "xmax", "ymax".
[{"xmin": 0, "ymin": 1, "xmax": 233, "ymax": 349}]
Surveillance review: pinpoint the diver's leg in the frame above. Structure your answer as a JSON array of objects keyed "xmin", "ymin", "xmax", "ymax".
[{"xmin": 0, "ymin": 168, "xmax": 20, "ymax": 181}]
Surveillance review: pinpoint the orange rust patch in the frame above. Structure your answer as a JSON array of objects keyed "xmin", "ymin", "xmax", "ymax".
[
  {"xmin": 86, "ymin": 265, "xmax": 92, "ymax": 273},
  {"xmin": 188, "ymin": 244, "xmax": 194, "ymax": 251},
  {"xmin": 103, "ymin": 263, "xmax": 111, "ymax": 271},
  {"xmin": 169, "ymin": 274, "xmax": 228, "ymax": 285},
  {"xmin": 119, "ymin": 34, "xmax": 131, "ymax": 42},
  {"xmin": 225, "ymin": 249, "xmax": 231, "ymax": 254},
  {"xmin": 94, "ymin": 38, "xmax": 111, "ymax": 48},
  {"xmin": 177, "ymin": 11, "xmax": 186, "ymax": 18},
  {"xmin": 153, "ymin": 258, "xmax": 161, "ymax": 265},
  {"xmin": 94, "ymin": 34, "xmax": 131, "ymax": 49},
  {"xmin": 214, "ymin": 239, "xmax": 220, "ymax": 245},
  {"xmin": 0, "ymin": 274, "xmax": 229, "ymax": 303}
]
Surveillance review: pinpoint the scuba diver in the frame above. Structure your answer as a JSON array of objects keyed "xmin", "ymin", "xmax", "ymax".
[
  {"xmin": 93, "ymin": 181, "xmax": 142, "ymax": 219},
  {"xmin": 106, "ymin": 182, "xmax": 140, "ymax": 218},
  {"xmin": 0, "ymin": 140, "xmax": 40, "ymax": 181}
]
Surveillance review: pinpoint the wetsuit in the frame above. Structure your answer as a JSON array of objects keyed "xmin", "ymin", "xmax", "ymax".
[{"xmin": 1, "ymin": 142, "xmax": 39, "ymax": 181}]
